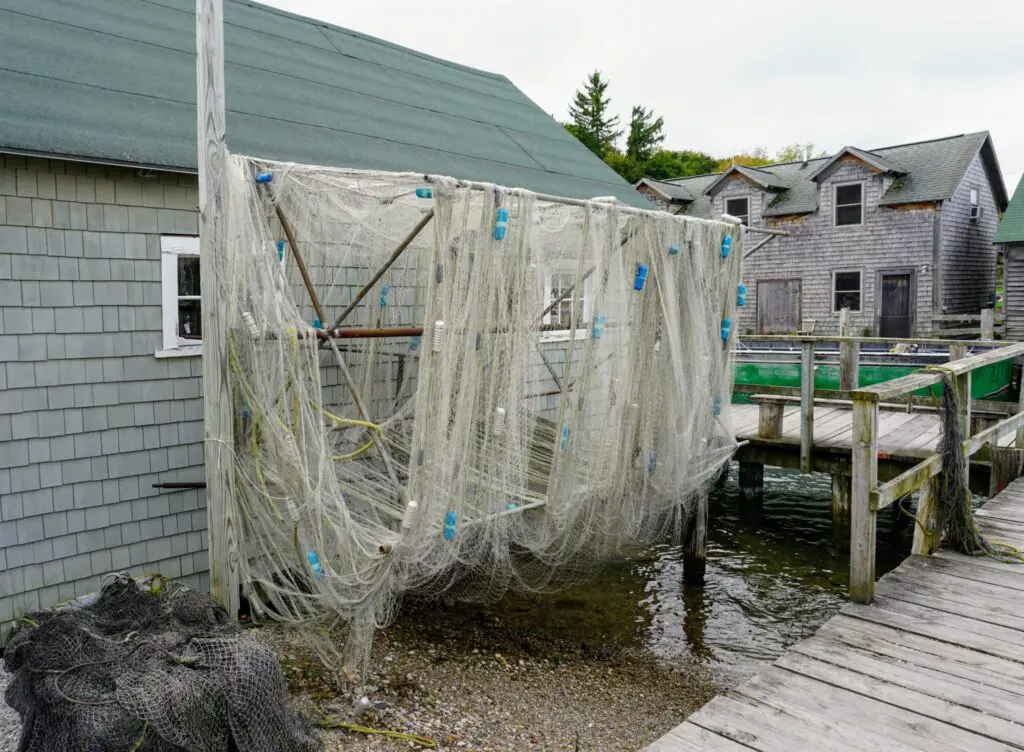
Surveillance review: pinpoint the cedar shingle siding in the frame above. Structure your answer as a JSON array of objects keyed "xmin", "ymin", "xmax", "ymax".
[
  {"xmin": 641, "ymin": 133, "xmax": 1007, "ymax": 336},
  {"xmin": 0, "ymin": 156, "xmax": 207, "ymax": 641}
]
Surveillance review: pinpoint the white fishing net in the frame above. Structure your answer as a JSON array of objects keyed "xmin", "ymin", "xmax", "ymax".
[{"xmin": 213, "ymin": 155, "xmax": 742, "ymax": 677}]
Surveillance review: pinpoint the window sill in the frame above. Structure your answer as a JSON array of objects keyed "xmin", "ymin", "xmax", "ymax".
[
  {"xmin": 155, "ymin": 345, "xmax": 203, "ymax": 359},
  {"xmin": 538, "ymin": 328, "xmax": 589, "ymax": 344}
]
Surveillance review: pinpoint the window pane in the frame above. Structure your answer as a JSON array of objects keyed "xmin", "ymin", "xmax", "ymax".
[
  {"xmin": 835, "ymin": 272, "xmax": 860, "ymax": 292},
  {"xmin": 726, "ymin": 198, "xmax": 749, "ymax": 225},
  {"xmin": 834, "ymin": 291, "xmax": 861, "ymax": 311},
  {"xmin": 178, "ymin": 300, "xmax": 202, "ymax": 340},
  {"xmin": 178, "ymin": 255, "xmax": 200, "ymax": 296},
  {"xmin": 836, "ymin": 204, "xmax": 862, "ymax": 226},
  {"xmin": 550, "ymin": 274, "xmax": 582, "ymax": 329},
  {"xmin": 835, "ymin": 184, "xmax": 862, "ymax": 205}
]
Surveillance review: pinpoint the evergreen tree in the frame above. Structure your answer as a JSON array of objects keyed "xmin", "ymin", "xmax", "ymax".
[
  {"xmin": 567, "ymin": 71, "xmax": 622, "ymax": 156},
  {"xmin": 625, "ymin": 106, "xmax": 665, "ymax": 163}
]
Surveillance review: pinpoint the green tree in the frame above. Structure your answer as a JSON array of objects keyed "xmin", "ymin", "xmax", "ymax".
[
  {"xmin": 716, "ymin": 147, "xmax": 772, "ymax": 171},
  {"xmin": 643, "ymin": 150, "xmax": 719, "ymax": 180},
  {"xmin": 567, "ymin": 71, "xmax": 622, "ymax": 156},
  {"xmin": 776, "ymin": 142, "xmax": 829, "ymax": 162},
  {"xmin": 625, "ymin": 106, "xmax": 665, "ymax": 163}
]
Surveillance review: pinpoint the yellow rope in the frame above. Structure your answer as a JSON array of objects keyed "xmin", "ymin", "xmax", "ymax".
[
  {"xmin": 318, "ymin": 406, "xmax": 381, "ymax": 461},
  {"xmin": 313, "ymin": 710, "xmax": 435, "ymax": 748}
]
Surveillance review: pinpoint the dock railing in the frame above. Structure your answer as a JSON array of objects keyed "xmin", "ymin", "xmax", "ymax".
[{"xmin": 848, "ymin": 341, "xmax": 1024, "ymax": 602}]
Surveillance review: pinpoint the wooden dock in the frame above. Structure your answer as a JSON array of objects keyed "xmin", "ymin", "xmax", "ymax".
[
  {"xmin": 732, "ymin": 403, "xmax": 1021, "ymax": 457},
  {"xmin": 645, "ymin": 477, "xmax": 1024, "ymax": 751}
]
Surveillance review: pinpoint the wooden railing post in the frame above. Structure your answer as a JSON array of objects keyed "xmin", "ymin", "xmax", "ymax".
[
  {"xmin": 911, "ymin": 476, "xmax": 941, "ymax": 555},
  {"xmin": 1016, "ymin": 359, "xmax": 1024, "ymax": 449},
  {"xmin": 800, "ymin": 340, "xmax": 815, "ymax": 472},
  {"xmin": 839, "ymin": 308, "xmax": 859, "ymax": 391},
  {"xmin": 850, "ymin": 396, "xmax": 878, "ymax": 603},
  {"xmin": 981, "ymin": 308, "xmax": 995, "ymax": 340}
]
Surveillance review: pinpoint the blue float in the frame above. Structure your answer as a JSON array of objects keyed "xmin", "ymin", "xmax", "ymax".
[
  {"xmin": 255, "ymin": 172, "xmax": 273, "ymax": 184},
  {"xmin": 634, "ymin": 263, "xmax": 648, "ymax": 291}
]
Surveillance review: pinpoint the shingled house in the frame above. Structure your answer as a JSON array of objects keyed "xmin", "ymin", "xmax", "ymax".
[
  {"xmin": 996, "ymin": 176, "xmax": 1024, "ymax": 340},
  {"xmin": 0, "ymin": 0, "xmax": 642, "ymax": 639},
  {"xmin": 638, "ymin": 133, "xmax": 1008, "ymax": 336}
]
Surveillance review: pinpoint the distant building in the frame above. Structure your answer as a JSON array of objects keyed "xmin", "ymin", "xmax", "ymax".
[
  {"xmin": 637, "ymin": 133, "xmax": 1008, "ymax": 337},
  {"xmin": 995, "ymin": 176, "xmax": 1024, "ymax": 340}
]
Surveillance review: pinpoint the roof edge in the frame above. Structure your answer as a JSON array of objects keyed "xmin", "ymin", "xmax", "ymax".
[{"xmin": 807, "ymin": 146, "xmax": 906, "ymax": 182}]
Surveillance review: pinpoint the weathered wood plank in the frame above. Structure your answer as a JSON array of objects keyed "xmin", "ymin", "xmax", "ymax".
[
  {"xmin": 800, "ymin": 340, "xmax": 814, "ymax": 472},
  {"xmin": 776, "ymin": 649, "xmax": 1024, "ymax": 745},
  {"xmin": 642, "ymin": 721, "xmax": 754, "ymax": 752},
  {"xmin": 874, "ymin": 573, "xmax": 1024, "ymax": 632},
  {"xmin": 849, "ymin": 398, "xmax": 877, "ymax": 602}
]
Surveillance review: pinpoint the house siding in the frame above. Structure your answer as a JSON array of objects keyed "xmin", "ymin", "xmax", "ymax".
[
  {"xmin": 0, "ymin": 156, "xmax": 206, "ymax": 641},
  {"xmin": 938, "ymin": 151, "xmax": 1000, "ymax": 313},
  {"xmin": 729, "ymin": 159, "xmax": 937, "ymax": 336},
  {"xmin": 1003, "ymin": 245, "xmax": 1024, "ymax": 341}
]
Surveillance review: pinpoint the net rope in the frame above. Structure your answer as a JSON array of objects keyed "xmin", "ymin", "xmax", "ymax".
[{"xmin": 214, "ymin": 156, "xmax": 743, "ymax": 676}]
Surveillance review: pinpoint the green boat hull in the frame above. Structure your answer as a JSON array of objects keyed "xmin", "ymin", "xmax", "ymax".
[{"xmin": 733, "ymin": 358, "xmax": 1015, "ymax": 404}]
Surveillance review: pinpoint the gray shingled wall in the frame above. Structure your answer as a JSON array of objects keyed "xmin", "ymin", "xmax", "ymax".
[
  {"xmin": 0, "ymin": 155, "xmax": 207, "ymax": 642},
  {"xmin": 939, "ymin": 151, "xmax": 1000, "ymax": 314},
  {"xmin": 719, "ymin": 160, "xmax": 938, "ymax": 336}
]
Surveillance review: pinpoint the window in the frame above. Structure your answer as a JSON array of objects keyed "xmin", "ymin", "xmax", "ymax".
[
  {"xmin": 159, "ymin": 235, "xmax": 202, "ymax": 357},
  {"xmin": 541, "ymin": 271, "xmax": 590, "ymax": 342},
  {"xmin": 970, "ymin": 187, "xmax": 980, "ymax": 206},
  {"xmin": 725, "ymin": 197, "xmax": 750, "ymax": 225},
  {"xmin": 834, "ymin": 183, "xmax": 863, "ymax": 226},
  {"xmin": 833, "ymin": 270, "xmax": 861, "ymax": 312}
]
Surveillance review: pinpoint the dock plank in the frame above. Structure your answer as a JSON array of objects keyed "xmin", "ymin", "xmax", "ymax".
[{"xmin": 645, "ymin": 476, "xmax": 1024, "ymax": 751}]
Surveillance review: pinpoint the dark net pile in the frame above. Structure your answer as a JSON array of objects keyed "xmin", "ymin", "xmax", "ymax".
[{"xmin": 3, "ymin": 576, "xmax": 318, "ymax": 752}]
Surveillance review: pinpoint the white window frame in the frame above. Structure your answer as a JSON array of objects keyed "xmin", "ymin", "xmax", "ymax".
[
  {"xmin": 539, "ymin": 269, "xmax": 592, "ymax": 343},
  {"xmin": 832, "ymin": 269, "xmax": 862, "ymax": 312},
  {"xmin": 157, "ymin": 235, "xmax": 202, "ymax": 358},
  {"xmin": 969, "ymin": 187, "xmax": 979, "ymax": 206},
  {"xmin": 725, "ymin": 196, "xmax": 750, "ymax": 226},
  {"xmin": 834, "ymin": 181, "xmax": 865, "ymax": 227}
]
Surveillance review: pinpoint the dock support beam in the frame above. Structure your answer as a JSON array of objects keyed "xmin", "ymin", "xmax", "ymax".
[
  {"xmin": 839, "ymin": 308, "xmax": 859, "ymax": 391},
  {"xmin": 197, "ymin": 0, "xmax": 238, "ymax": 618},
  {"xmin": 911, "ymin": 477, "xmax": 942, "ymax": 556},
  {"xmin": 831, "ymin": 474, "xmax": 851, "ymax": 522},
  {"xmin": 800, "ymin": 340, "xmax": 814, "ymax": 472},
  {"xmin": 683, "ymin": 494, "xmax": 708, "ymax": 586},
  {"xmin": 850, "ymin": 397, "xmax": 877, "ymax": 603},
  {"xmin": 738, "ymin": 462, "xmax": 764, "ymax": 506}
]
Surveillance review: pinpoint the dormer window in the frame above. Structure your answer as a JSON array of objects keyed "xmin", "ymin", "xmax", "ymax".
[
  {"xmin": 726, "ymin": 197, "xmax": 750, "ymax": 225},
  {"xmin": 834, "ymin": 183, "xmax": 863, "ymax": 227}
]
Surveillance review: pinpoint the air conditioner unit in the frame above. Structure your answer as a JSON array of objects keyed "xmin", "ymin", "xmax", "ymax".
[{"xmin": 970, "ymin": 205, "xmax": 984, "ymax": 220}]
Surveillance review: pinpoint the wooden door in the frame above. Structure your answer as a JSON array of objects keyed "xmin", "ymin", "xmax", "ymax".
[
  {"xmin": 757, "ymin": 279, "xmax": 801, "ymax": 334},
  {"xmin": 878, "ymin": 273, "xmax": 912, "ymax": 338}
]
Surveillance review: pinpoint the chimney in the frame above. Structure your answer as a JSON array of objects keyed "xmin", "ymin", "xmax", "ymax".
[{"xmin": 803, "ymin": 145, "xmax": 811, "ymax": 165}]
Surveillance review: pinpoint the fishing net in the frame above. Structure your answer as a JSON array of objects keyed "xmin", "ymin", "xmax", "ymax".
[
  {"xmin": 3, "ymin": 575, "xmax": 318, "ymax": 752},
  {"xmin": 213, "ymin": 156, "xmax": 742, "ymax": 675}
]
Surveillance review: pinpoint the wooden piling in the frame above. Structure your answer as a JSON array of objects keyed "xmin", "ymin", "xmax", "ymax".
[
  {"xmin": 831, "ymin": 474, "xmax": 851, "ymax": 522},
  {"xmin": 849, "ymin": 396, "xmax": 877, "ymax": 603},
  {"xmin": 981, "ymin": 308, "xmax": 995, "ymax": 340},
  {"xmin": 196, "ymin": 0, "xmax": 239, "ymax": 618},
  {"xmin": 738, "ymin": 462, "xmax": 764, "ymax": 505},
  {"xmin": 682, "ymin": 495, "xmax": 708, "ymax": 586},
  {"xmin": 838, "ymin": 308, "xmax": 859, "ymax": 391},
  {"xmin": 989, "ymin": 446, "xmax": 1024, "ymax": 497},
  {"xmin": 911, "ymin": 476, "xmax": 942, "ymax": 555},
  {"xmin": 800, "ymin": 340, "xmax": 815, "ymax": 472}
]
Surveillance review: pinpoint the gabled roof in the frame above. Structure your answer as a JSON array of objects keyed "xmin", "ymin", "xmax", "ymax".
[
  {"xmin": 636, "ymin": 178, "xmax": 699, "ymax": 202},
  {"xmin": 995, "ymin": 176, "xmax": 1024, "ymax": 245},
  {"xmin": 653, "ymin": 132, "xmax": 1007, "ymax": 219},
  {"xmin": 703, "ymin": 164, "xmax": 789, "ymax": 195},
  {"xmin": 807, "ymin": 145, "xmax": 907, "ymax": 181},
  {"xmin": 0, "ymin": 0, "xmax": 645, "ymax": 206}
]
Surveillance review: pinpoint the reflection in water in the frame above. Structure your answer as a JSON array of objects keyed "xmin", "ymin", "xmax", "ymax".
[{"xmin": 637, "ymin": 465, "xmax": 912, "ymax": 683}]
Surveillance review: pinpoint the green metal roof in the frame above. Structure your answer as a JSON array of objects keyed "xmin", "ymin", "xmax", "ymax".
[
  {"xmin": 996, "ymin": 176, "xmax": 1024, "ymax": 245},
  {"xmin": 0, "ymin": 0, "xmax": 645, "ymax": 206},
  {"xmin": 662, "ymin": 132, "xmax": 1008, "ymax": 219}
]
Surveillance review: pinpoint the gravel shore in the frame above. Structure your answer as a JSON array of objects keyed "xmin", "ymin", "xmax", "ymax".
[
  {"xmin": 258, "ymin": 598, "xmax": 719, "ymax": 752},
  {"xmin": 1, "ymin": 594, "xmax": 720, "ymax": 752}
]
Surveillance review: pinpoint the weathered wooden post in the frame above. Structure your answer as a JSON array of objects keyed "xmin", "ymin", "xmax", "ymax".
[
  {"xmin": 800, "ymin": 339, "xmax": 814, "ymax": 472},
  {"xmin": 911, "ymin": 477, "xmax": 942, "ymax": 555},
  {"xmin": 738, "ymin": 462, "xmax": 764, "ymax": 505},
  {"xmin": 197, "ymin": 0, "xmax": 239, "ymax": 617},
  {"xmin": 831, "ymin": 474, "xmax": 851, "ymax": 521},
  {"xmin": 850, "ymin": 394, "xmax": 878, "ymax": 602},
  {"xmin": 683, "ymin": 494, "xmax": 708, "ymax": 586},
  {"xmin": 839, "ymin": 308, "xmax": 859, "ymax": 391},
  {"xmin": 1016, "ymin": 360, "xmax": 1024, "ymax": 450},
  {"xmin": 981, "ymin": 308, "xmax": 995, "ymax": 340}
]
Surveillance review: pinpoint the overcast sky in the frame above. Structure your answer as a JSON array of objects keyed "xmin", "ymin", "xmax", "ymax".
[{"xmin": 262, "ymin": 0, "xmax": 1024, "ymax": 192}]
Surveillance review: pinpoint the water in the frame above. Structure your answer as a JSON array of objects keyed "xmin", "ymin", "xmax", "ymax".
[{"xmin": 465, "ymin": 465, "xmax": 915, "ymax": 686}]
